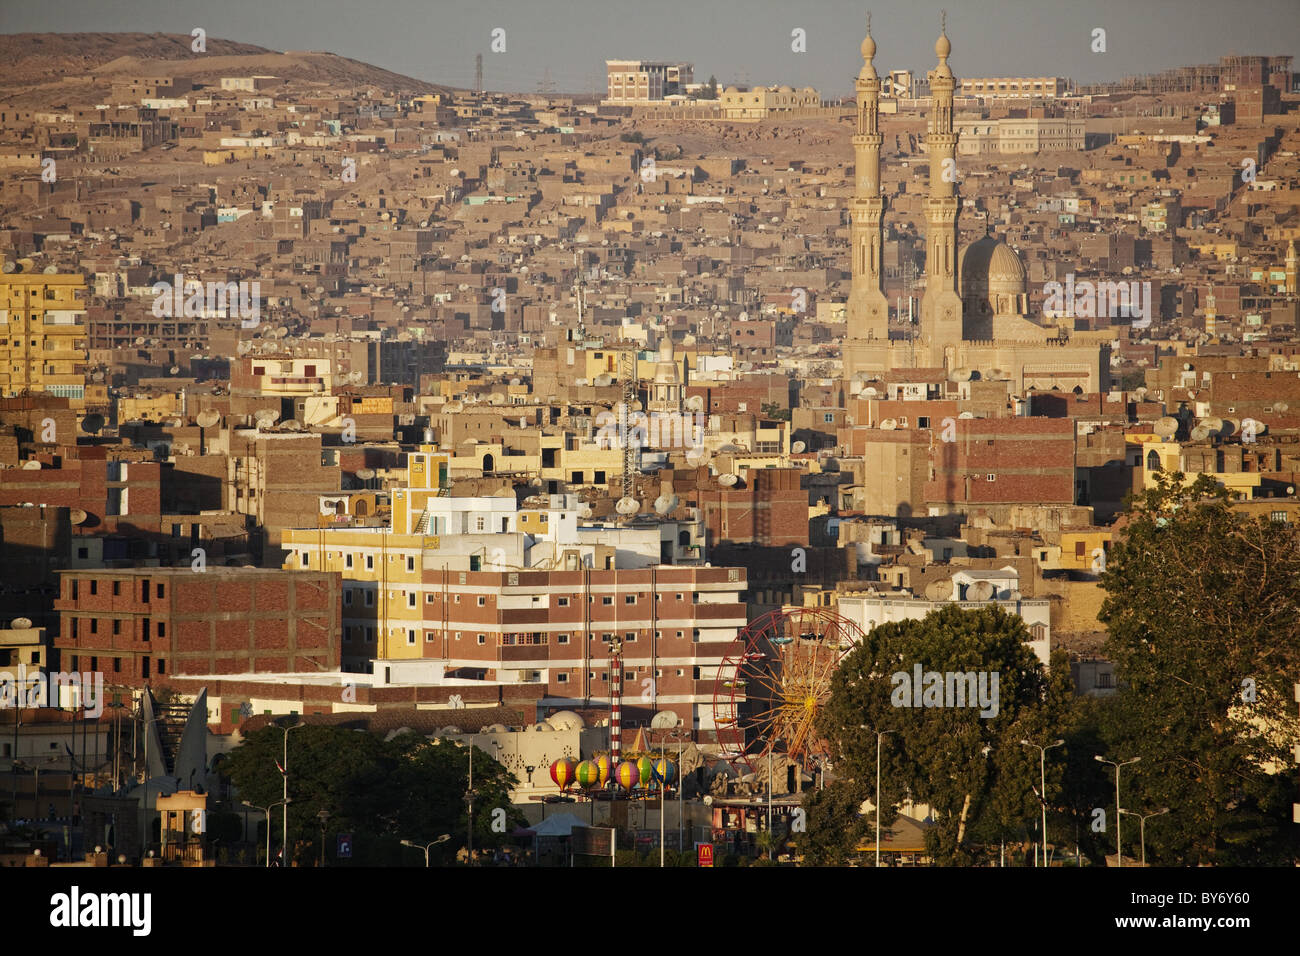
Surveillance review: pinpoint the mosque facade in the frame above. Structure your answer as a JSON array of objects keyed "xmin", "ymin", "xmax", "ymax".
[{"xmin": 841, "ymin": 19, "xmax": 1113, "ymax": 395}]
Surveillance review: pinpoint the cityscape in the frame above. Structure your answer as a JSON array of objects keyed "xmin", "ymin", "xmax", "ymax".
[{"xmin": 0, "ymin": 0, "xmax": 1298, "ymax": 906}]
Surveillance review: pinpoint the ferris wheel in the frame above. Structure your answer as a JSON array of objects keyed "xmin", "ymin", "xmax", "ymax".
[{"xmin": 711, "ymin": 606, "xmax": 865, "ymax": 781}]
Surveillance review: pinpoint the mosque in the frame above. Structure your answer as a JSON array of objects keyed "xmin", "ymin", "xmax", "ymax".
[{"xmin": 840, "ymin": 17, "xmax": 1113, "ymax": 395}]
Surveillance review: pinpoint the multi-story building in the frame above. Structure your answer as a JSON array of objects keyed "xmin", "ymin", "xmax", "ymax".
[
  {"xmin": 956, "ymin": 117, "xmax": 1085, "ymax": 155},
  {"xmin": 604, "ymin": 60, "xmax": 693, "ymax": 104},
  {"xmin": 719, "ymin": 85, "xmax": 821, "ymax": 118},
  {"xmin": 958, "ymin": 76, "xmax": 1069, "ymax": 99},
  {"xmin": 0, "ymin": 272, "xmax": 87, "ymax": 406},
  {"xmin": 52, "ymin": 567, "xmax": 342, "ymax": 691}
]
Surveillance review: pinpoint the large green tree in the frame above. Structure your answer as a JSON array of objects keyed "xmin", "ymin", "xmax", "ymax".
[
  {"xmin": 221, "ymin": 725, "xmax": 522, "ymax": 865},
  {"xmin": 812, "ymin": 605, "xmax": 1074, "ymax": 865},
  {"xmin": 1097, "ymin": 472, "xmax": 1300, "ymax": 865}
]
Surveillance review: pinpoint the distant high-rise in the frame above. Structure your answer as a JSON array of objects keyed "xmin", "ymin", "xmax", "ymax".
[
  {"xmin": 603, "ymin": 60, "xmax": 693, "ymax": 104},
  {"xmin": 0, "ymin": 271, "xmax": 87, "ymax": 406}
]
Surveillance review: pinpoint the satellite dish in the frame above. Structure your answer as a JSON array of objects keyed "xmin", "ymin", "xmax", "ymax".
[
  {"xmin": 169, "ymin": 366, "xmax": 180, "ymax": 375},
  {"xmin": 654, "ymin": 494, "xmax": 679, "ymax": 514},
  {"xmin": 253, "ymin": 409, "xmax": 279, "ymax": 426},
  {"xmin": 650, "ymin": 710, "xmax": 680, "ymax": 729},
  {"xmin": 1276, "ymin": 402, "xmax": 1289, "ymax": 413},
  {"xmin": 11, "ymin": 617, "xmax": 33, "ymax": 629},
  {"xmin": 196, "ymin": 410, "xmax": 220, "ymax": 428},
  {"xmin": 879, "ymin": 418, "xmax": 898, "ymax": 430},
  {"xmin": 80, "ymin": 414, "xmax": 104, "ymax": 434},
  {"xmin": 1153, "ymin": 417, "xmax": 1178, "ymax": 437},
  {"xmin": 593, "ymin": 374, "xmax": 613, "ymax": 387},
  {"xmin": 615, "ymin": 496, "xmax": 640, "ymax": 516},
  {"xmin": 43, "ymin": 265, "xmax": 57, "ymax": 274},
  {"xmin": 958, "ymin": 411, "xmax": 975, "ymax": 419},
  {"xmin": 1190, "ymin": 425, "xmax": 1212, "ymax": 441},
  {"xmin": 444, "ymin": 401, "xmax": 464, "ymax": 413},
  {"xmin": 134, "ymin": 337, "xmax": 145, "ymax": 346},
  {"xmin": 282, "ymin": 420, "xmax": 304, "ymax": 431},
  {"xmin": 488, "ymin": 393, "xmax": 505, "ymax": 405},
  {"xmin": 21, "ymin": 460, "xmax": 41, "ymax": 470},
  {"xmin": 718, "ymin": 473, "xmax": 738, "ymax": 487},
  {"xmin": 579, "ymin": 505, "xmax": 593, "ymax": 519},
  {"xmin": 968, "ymin": 580, "xmax": 996, "ymax": 602},
  {"xmin": 792, "ymin": 441, "xmax": 806, "ymax": 454},
  {"xmin": 1, "ymin": 261, "xmax": 14, "ymax": 274},
  {"xmin": 69, "ymin": 509, "xmax": 88, "ymax": 526},
  {"xmin": 686, "ymin": 395, "xmax": 704, "ymax": 412},
  {"xmin": 924, "ymin": 580, "xmax": 952, "ymax": 601},
  {"xmin": 356, "ymin": 468, "xmax": 376, "ymax": 480}
]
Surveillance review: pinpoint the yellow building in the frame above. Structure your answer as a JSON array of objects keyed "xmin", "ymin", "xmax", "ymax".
[
  {"xmin": 0, "ymin": 272, "xmax": 88, "ymax": 406},
  {"xmin": 1140, "ymin": 440, "xmax": 1263, "ymax": 498}
]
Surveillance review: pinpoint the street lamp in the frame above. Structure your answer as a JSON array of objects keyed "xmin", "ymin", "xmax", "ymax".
[
  {"xmin": 275, "ymin": 720, "xmax": 307, "ymax": 867},
  {"xmin": 862, "ymin": 726, "xmax": 894, "ymax": 868},
  {"xmin": 317, "ymin": 809, "xmax": 331, "ymax": 867},
  {"xmin": 1020, "ymin": 738, "xmax": 1064, "ymax": 867},
  {"xmin": 242, "ymin": 800, "xmax": 288, "ymax": 868},
  {"xmin": 1119, "ymin": 807, "xmax": 1168, "ymax": 866},
  {"xmin": 1095, "ymin": 755, "xmax": 1140, "ymax": 867},
  {"xmin": 401, "ymin": 833, "xmax": 451, "ymax": 867}
]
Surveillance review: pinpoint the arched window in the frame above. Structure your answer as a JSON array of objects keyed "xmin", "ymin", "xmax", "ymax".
[
  {"xmin": 483, "ymin": 453, "xmax": 495, "ymax": 473},
  {"xmin": 1146, "ymin": 450, "xmax": 1162, "ymax": 472}
]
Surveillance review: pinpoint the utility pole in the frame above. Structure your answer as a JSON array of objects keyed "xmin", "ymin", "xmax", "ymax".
[{"xmin": 475, "ymin": 54, "xmax": 483, "ymax": 96}]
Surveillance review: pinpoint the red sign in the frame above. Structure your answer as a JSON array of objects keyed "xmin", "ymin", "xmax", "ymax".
[{"xmin": 697, "ymin": 843, "xmax": 714, "ymax": 868}]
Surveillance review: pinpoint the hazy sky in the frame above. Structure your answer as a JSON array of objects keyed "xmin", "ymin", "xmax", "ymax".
[{"xmin": 3, "ymin": 0, "xmax": 1298, "ymax": 97}]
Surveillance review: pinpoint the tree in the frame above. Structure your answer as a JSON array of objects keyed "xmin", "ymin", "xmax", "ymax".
[
  {"xmin": 220, "ymin": 725, "xmax": 523, "ymax": 866},
  {"xmin": 813, "ymin": 605, "xmax": 1073, "ymax": 865},
  {"xmin": 1097, "ymin": 472, "xmax": 1300, "ymax": 865},
  {"xmin": 702, "ymin": 76, "xmax": 719, "ymax": 100}
]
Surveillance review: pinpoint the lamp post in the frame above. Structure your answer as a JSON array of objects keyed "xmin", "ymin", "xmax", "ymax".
[
  {"xmin": 276, "ymin": 720, "xmax": 307, "ymax": 867},
  {"xmin": 1119, "ymin": 807, "xmax": 1168, "ymax": 867},
  {"xmin": 402, "ymin": 833, "xmax": 450, "ymax": 867},
  {"xmin": 317, "ymin": 809, "xmax": 330, "ymax": 867},
  {"xmin": 1095, "ymin": 755, "xmax": 1140, "ymax": 867},
  {"xmin": 242, "ymin": 800, "xmax": 288, "ymax": 868},
  {"xmin": 1020, "ymin": 738, "xmax": 1064, "ymax": 867},
  {"xmin": 863, "ymin": 727, "xmax": 894, "ymax": 868}
]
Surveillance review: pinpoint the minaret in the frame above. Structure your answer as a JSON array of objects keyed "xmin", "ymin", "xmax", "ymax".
[
  {"xmin": 1204, "ymin": 287, "xmax": 1217, "ymax": 337},
  {"xmin": 920, "ymin": 13, "xmax": 963, "ymax": 353},
  {"xmin": 848, "ymin": 14, "xmax": 889, "ymax": 342},
  {"xmin": 1286, "ymin": 239, "xmax": 1297, "ymax": 294}
]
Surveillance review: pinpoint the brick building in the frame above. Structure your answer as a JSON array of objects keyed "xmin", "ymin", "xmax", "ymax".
[
  {"xmin": 52, "ymin": 567, "xmax": 342, "ymax": 691},
  {"xmin": 926, "ymin": 417, "xmax": 1076, "ymax": 512}
]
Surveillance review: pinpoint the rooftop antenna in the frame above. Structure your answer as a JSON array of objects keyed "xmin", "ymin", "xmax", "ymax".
[
  {"xmin": 475, "ymin": 53, "xmax": 483, "ymax": 95},
  {"xmin": 573, "ymin": 251, "xmax": 587, "ymax": 342}
]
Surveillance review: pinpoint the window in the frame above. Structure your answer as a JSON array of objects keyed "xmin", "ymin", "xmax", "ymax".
[
  {"xmin": 344, "ymin": 590, "xmax": 353, "ymax": 607},
  {"xmin": 406, "ymin": 556, "xmax": 415, "ymax": 572},
  {"xmin": 407, "ymin": 593, "xmax": 416, "ymax": 609},
  {"xmin": 407, "ymin": 629, "xmax": 416, "ymax": 645},
  {"xmin": 365, "ymin": 555, "xmax": 374, "ymax": 571},
  {"xmin": 823, "ymin": 413, "xmax": 834, "ymax": 423},
  {"xmin": 112, "ymin": 581, "xmax": 120, "ymax": 596},
  {"xmin": 557, "ymin": 673, "xmax": 569, "ymax": 683},
  {"xmin": 157, "ymin": 622, "xmax": 166, "ymax": 639},
  {"xmin": 156, "ymin": 583, "xmax": 164, "ymax": 599},
  {"xmin": 90, "ymin": 580, "xmax": 97, "ymax": 595},
  {"xmin": 986, "ymin": 474, "xmax": 996, "ymax": 481},
  {"xmin": 477, "ymin": 634, "xmax": 486, "ymax": 645},
  {"xmin": 602, "ymin": 596, "xmax": 613, "ymax": 605},
  {"xmin": 90, "ymin": 619, "xmax": 98, "ymax": 634},
  {"xmin": 557, "ymin": 633, "xmax": 570, "ymax": 644},
  {"xmin": 113, "ymin": 620, "xmax": 120, "ymax": 635},
  {"xmin": 1271, "ymin": 511, "xmax": 1288, "ymax": 523},
  {"xmin": 455, "ymin": 595, "xmax": 461, "ymax": 604},
  {"xmin": 301, "ymin": 552, "xmax": 310, "ymax": 567},
  {"xmin": 625, "ymin": 631, "xmax": 636, "ymax": 642},
  {"xmin": 625, "ymin": 595, "xmax": 636, "ymax": 605},
  {"xmin": 345, "ymin": 554, "xmax": 354, "ymax": 569},
  {"xmin": 557, "ymin": 597, "xmax": 569, "ymax": 607},
  {"xmin": 477, "ymin": 596, "xmax": 486, "ymax": 606},
  {"xmin": 364, "ymin": 590, "xmax": 374, "ymax": 607},
  {"xmin": 366, "ymin": 627, "xmax": 374, "ymax": 643}
]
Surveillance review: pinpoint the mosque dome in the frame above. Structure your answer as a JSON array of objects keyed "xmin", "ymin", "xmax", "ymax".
[
  {"xmin": 861, "ymin": 32, "xmax": 876, "ymax": 61},
  {"xmin": 959, "ymin": 236, "xmax": 1025, "ymax": 297},
  {"xmin": 936, "ymin": 33, "xmax": 951, "ymax": 60}
]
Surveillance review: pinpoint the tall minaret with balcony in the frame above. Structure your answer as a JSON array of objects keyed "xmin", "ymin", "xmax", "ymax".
[
  {"xmin": 920, "ymin": 15, "xmax": 963, "ymax": 350},
  {"xmin": 848, "ymin": 15, "xmax": 889, "ymax": 343}
]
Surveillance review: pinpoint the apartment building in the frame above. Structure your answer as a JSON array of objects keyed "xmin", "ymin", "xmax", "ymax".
[
  {"xmin": 413, "ymin": 566, "xmax": 747, "ymax": 733},
  {"xmin": 959, "ymin": 76, "xmax": 1069, "ymax": 99},
  {"xmin": 52, "ymin": 567, "xmax": 343, "ymax": 690},
  {"xmin": 604, "ymin": 61, "xmax": 694, "ymax": 104},
  {"xmin": 0, "ymin": 271, "xmax": 87, "ymax": 406},
  {"xmin": 957, "ymin": 118, "xmax": 1085, "ymax": 155}
]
